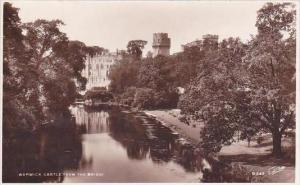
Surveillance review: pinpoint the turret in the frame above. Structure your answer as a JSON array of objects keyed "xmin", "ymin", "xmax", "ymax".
[{"xmin": 152, "ymin": 33, "xmax": 171, "ymax": 57}]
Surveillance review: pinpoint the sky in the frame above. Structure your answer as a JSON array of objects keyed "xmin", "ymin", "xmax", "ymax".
[{"xmin": 9, "ymin": 1, "xmax": 267, "ymax": 54}]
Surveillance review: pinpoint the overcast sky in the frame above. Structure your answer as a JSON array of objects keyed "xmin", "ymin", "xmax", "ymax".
[{"xmin": 9, "ymin": 1, "xmax": 267, "ymax": 54}]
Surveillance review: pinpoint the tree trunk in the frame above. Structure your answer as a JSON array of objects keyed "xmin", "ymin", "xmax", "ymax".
[
  {"xmin": 272, "ymin": 131, "xmax": 282, "ymax": 157},
  {"xmin": 247, "ymin": 137, "xmax": 251, "ymax": 147}
]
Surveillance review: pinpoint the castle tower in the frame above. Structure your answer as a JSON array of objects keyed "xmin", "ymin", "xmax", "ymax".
[{"xmin": 152, "ymin": 33, "xmax": 171, "ymax": 57}]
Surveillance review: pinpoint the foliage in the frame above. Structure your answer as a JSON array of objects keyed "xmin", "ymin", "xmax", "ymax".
[
  {"xmin": 21, "ymin": 19, "xmax": 75, "ymax": 118},
  {"xmin": 173, "ymin": 46, "xmax": 205, "ymax": 87},
  {"xmin": 108, "ymin": 58, "xmax": 141, "ymax": 94},
  {"xmin": 118, "ymin": 87, "xmax": 137, "ymax": 106},
  {"xmin": 256, "ymin": 2, "xmax": 296, "ymax": 38},
  {"xmin": 110, "ymin": 35, "xmax": 229, "ymax": 110},
  {"xmin": 86, "ymin": 46, "xmax": 106, "ymax": 57},
  {"xmin": 3, "ymin": 2, "xmax": 40, "ymax": 135},
  {"xmin": 3, "ymin": 2, "xmax": 23, "ymax": 76},
  {"xmin": 132, "ymin": 88, "xmax": 155, "ymax": 109},
  {"xmin": 64, "ymin": 40, "xmax": 89, "ymax": 90},
  {"xmin": 137, "ymin": 56, "xmax": 177, "ymax": 90},
  {"xmin": 243, "ymin": 2, "xmax": 296, "ymax": 156},
  {"xmin": 109, "ymin": 54, "xmax": 180, "ymax": 109},
  {"xmin": 127, "ymin": 40, "xmax": 147, "ymax": 60},
  {"xmin": 3, "ymin": 3, "xmax": 90, "ymax": 137},
  {"xmin": 152, "ymin": 90, "xmax": 179, "ymax": 109},
  {"xmin": 179, "ymin": 37, "xmax": 247, "ymax": 153},
  {"xmin": 202, "ymin": 162, "xmax": 252, "ymax": 182},
  {"xmin": 179, "ymin": 2, "xmax": 296, "ymax": 157},
  {"xmin": 84, "ymin": 88, "xmax": 113, "ymax": 102}
]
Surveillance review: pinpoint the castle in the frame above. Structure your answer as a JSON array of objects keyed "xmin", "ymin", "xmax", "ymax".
[
  {"xmin": 82, "ymin": 33, "xmax": 219, "ymax": 91},
  {"xmin": 182, "ymin": 34, "xmax": 219, "ymax": 50},
  {"xmin": 81, "ymin": 51, "xmax": 122, "ymax": 90},
  {"xmin": 152, "ymin": 33, "xmax": 171, "ymax": 57}
]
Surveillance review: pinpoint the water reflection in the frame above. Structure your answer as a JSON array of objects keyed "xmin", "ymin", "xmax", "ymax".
[
  {"xmin": 72, "ymin": 106, "xmax": 110, "ymax": 134},
  {"xmin": 67, "ymin": 106, "xmax": 206, "ymax": 182},
  {"xmin": 2, "ymin": 112, "xmax": 83, "ymax": 183}
]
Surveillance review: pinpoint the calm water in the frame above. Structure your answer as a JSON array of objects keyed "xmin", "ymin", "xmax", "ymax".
[
  {"xmin": 3, "ymin": 105, "xmax": 228, "ymax": 183},
  {"xmin": 65, "ymin": 106, "xmax": 204, "ymax": 182}
]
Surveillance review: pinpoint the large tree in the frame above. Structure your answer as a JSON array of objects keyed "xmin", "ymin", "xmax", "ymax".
[
  {"xmin": 3, "ymin": 3, "xmax": 48, "ymax": 135},
  {"xmin": 21, "ymin": 19, "xmax": 75, "ymax": 121},
  {"xmin": 179, "ymin": 37, "xmax": 247, "ymax": 153},
  {"xmin": 179, "ymin": 3, "xmax": 296, "ymax": 157},
  {"xmin": 3, "ymin": 4, "xmax": 91, "ymax": 181},
  {"xmin": 108, "ymin": 57, "xmax": 141, "ymax": 94},
  {"xmin": 137, "ymin": 56, "xmax": 179, "ymax": 108},
  {"xmin": 175, "ymin": 46, "xmax": 205, "ymax": 86},
  {"xmin": 243, "ymin": 2, "xmax": 296, "ymax": 156},
  {"xmin": 3, "ymin": 3, "xmax": 90, "ymax": 133}
]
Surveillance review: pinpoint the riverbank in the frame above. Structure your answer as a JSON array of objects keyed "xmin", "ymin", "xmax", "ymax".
[
  {"xmin": 144, "ymin": 109, "xmax": 203, "ymax": 145},
  {"xmin": 144, "ymin": 109, "xmax": 295, "ymax": 183}
]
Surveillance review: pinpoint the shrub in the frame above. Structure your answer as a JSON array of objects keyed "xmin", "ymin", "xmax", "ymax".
[
  {"xmin": 119, "ymin": 87, "xmax": 137, "ymax": 106},
  {"xmin": 133, "ymin": 88, "xmax": 155, "ymax": 109},
  {"xmin": 84, "ymin": 88, "xmax": 113, "ymax": 102},
  {"xmin": 153, "ymin": 90, "xmax": 179, "ymax": 109}
]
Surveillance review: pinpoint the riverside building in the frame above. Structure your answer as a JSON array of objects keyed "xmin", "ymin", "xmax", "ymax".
[{"xmin": 82, "ymin": 51, "xmax": 123, "ymax": 90}]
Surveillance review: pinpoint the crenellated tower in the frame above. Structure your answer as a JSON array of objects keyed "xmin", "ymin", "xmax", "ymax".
[{"xmin": 152, "ymin": 33, "xmax": 171, "ymax": 57}]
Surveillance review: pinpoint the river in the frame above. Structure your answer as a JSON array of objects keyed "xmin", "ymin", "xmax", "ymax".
[
  {"xmin": 2, "ymin": 105, "xmax": 232, "ymax": 183},
  {"xmin": 66, "ymin": 105, "xmax": 205, "ymax": 182}
]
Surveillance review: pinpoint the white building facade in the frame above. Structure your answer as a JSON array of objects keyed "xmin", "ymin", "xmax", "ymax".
[{"xmin": 82, "ymin": 52, "xmax": 122, "ymax": 90}]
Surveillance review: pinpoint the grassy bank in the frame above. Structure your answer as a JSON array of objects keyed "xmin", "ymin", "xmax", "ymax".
[{"xmin": 144, "ymin": 109, "xmax": 295, "ymax": 183}]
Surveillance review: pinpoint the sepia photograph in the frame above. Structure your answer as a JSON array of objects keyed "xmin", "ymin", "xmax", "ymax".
[{"xmin": 1, "ymin": 0, "xmax": 298, "ymax": 183}]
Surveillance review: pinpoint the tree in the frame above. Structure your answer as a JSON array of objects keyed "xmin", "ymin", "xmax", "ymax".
[
  {"xmin": 108, "ymin": 57, "xmax": 141, "ymax": 94},
  {"xmin": 63, "ymin": 42, "xmax": 105, "ymax": 91},
  {"xmin": 3, "ymin": 3, "xmax": 91, "ymax": 181},
  {"xmin": 21, "ymin": 19, "xmax": 75, "ymax": 120},
  {"xmin": 243, "ymin": 2, "xmax": 296, "ymax": 156},
  {"xmin": 175, "ymin": 46, "xmax": 205, "ymax": 86},
  {"xmin": 62, "ymin": 41, "xmax": 86, "ymax": 91},
  {"xmin": 109, "ymin": 54, "xmax": 180, "ymax": 109},
  {"xmin": 127, "ymin": 40, "xmax": 147, "ymax": 60},
  {"xmin": 179, "ymin": 3, "xmax": 296, "ymax": 157},
  {"xmin": 4, "ymin": 11, "xmax": 90, "ymax": 131},
  {"xmin": 137, "ymin": 56, "xmax": 179, "ymax": 108},
  {"xmin": 179, "ymin": 37, "xmax": 247, "ymax": 154},
  {"xmin": 86, "ymin": 46, "xmax": 106, "ymax": 57},
  {"xmin": 3, "ymin": 2, "xmax": 24, "ymax": 76},
  {"xmin": 3, "ymin": 2, "xmax": 44, "ymax": 135}
]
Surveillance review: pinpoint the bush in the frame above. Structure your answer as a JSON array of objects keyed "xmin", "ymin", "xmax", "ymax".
[
  {"xmin": 153, "ymin": 90, "xmax": 179, "ymax": 109},
  {"xmin": 119, "ymin": 87, "xmax": 137, "ymax": 106},
  {"xmin": 84, "ymin": 88, "xmax": 113, "ymax": 102},
  {"xmin": 133, "ymin": 88, "xmax": 155, "ymax": 109}
]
